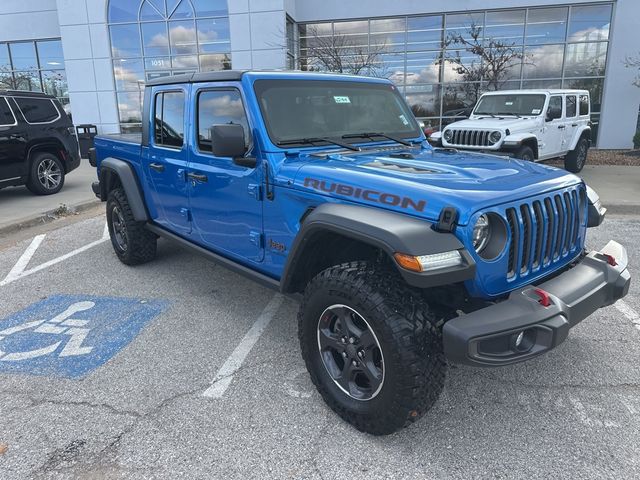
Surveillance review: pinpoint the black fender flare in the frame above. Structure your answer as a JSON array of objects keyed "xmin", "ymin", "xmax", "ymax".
[
  {"xmin": 280, "ymin": 203, "xmax": 475, "ymax": 293},
  {"xmin": 99, "ymin": 157, "xmax": 149, "ymax": 222}
]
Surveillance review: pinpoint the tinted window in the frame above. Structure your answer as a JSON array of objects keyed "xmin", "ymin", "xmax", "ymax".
[
  {"xmin": 14, "ymin": 97, "xmax": 59, "ymax": 123},
  {"xmin": 154, "ymin": 91, "xmax": 185, "ymax": 148},
  {"xmin": 566, "ymin": 95, "xmax": 577, "ymax": 117},
  {"xmin": 548, "ymin": 96, "xmax": 562, "ymax": 119},
  {"xmin": 579, "ymin": 95, "xmax": 590, "ymax": 116},
  {"xmin": 197, "ymin": 89, "xmax": 249, "ymax": 151},
  {"xmin": 0, "ymin": 97, "xmax": 15, "ymax": 125}
]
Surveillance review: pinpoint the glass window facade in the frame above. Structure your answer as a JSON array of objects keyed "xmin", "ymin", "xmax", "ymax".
[
  {"xmin": 108, "ymin": 0, "xmax": 231, "ymax": 132},
  {"xmin": 0, "ymin": 40, "xmax": 68, "ymax": 111},
  {"xmin": 295, "ymin": 3, "xmax": 613, "ymax": 144}
]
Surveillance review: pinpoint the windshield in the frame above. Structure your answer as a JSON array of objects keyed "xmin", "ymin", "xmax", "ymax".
[
  {"xmin": 474, "ymin": 94, "xmax": 546, "ymax": 117},
  {"xmin": 254, "ymin": 79, "xmax": 422, "ymax": 147}
]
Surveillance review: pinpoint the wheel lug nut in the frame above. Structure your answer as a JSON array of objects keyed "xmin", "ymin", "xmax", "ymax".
[
  {"xmin": 348, "ymin": 337, "xmax": 355, "ymax": 344},
  {"xmin": 351, "ymin": 360, "xmax": 357, "ymax": 366},
  {"xmin": 357, "ymin": 351, "xmax": 364, "ymax": 358},
  {"xmin": 342, "ymin": 351, "xmax": 347, "ymax": 358},
  {"xmin": 341, "ymin": 337, "xmax": 346, "ymax": 344}
]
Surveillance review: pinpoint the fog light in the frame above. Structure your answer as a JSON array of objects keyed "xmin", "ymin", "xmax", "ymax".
[{"xmin": 514, "ymin": 331, "xmax": 524, "ymax": 348}]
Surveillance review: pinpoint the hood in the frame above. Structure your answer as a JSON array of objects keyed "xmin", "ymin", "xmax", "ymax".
[
  {"xmin": 445, "ymin": 116, "xmax": 540, "ymax": 132},
  {"xmin": 282, "ymin": 146, "xmax": 581, "ymax": 225}
]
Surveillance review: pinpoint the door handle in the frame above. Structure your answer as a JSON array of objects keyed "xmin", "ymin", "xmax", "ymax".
[
  {"xmin": 187, "ymin": 172, "xmax": 208, "ymax": 183},
  {"xmin": 571, "ymin": 123, "xmax": 578, "ymax": 127},
  {"xmin": 557, "ymin": 125, "xmax": 566, "ymax": 130},
  {"xmin": 149, "ymin": 162, "xmax": 165, "ymax": 172}
]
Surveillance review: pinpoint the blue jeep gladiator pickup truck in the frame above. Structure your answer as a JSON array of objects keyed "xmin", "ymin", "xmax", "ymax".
[{"xmin": 90, "ymin": 70, "xmax": 630, "ymax": 435}]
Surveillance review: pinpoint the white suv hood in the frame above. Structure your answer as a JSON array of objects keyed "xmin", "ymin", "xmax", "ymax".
[{"xmin": 446, "ymin": 116, "xmax": 540, "ymax": 132}]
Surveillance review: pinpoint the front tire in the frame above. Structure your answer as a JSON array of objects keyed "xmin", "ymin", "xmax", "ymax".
[
  {"xmin": 298, "ymin": 261, "xmax": 446, "ymax": 435},
  {"xmin": 106, "ymin": 188, "xmax": 157, "ymax": 265},
  {"xmin": 514, "ymin": 145, "xmax": 535, "ymax": 161},
  {"xmin": 565, "ymin": 137, "xmax": 589, "ymax": 173},
  {"xmin": 26, "ymin": 152, "xmax": 65, "ymax": 195}
]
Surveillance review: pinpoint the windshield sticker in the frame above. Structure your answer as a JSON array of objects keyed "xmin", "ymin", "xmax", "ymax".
[
  {"xmin": 532, "ymin": 109, "xmax": 541, "ymax": 114},
  {"xmin": 333, "ymin": 96, "xmax": 351, "ymax": 104},
  {"xmin": 399, "ymin": 114, "xmax": 409, "ymax": 125},
  {"xmin": 505, "ymin": 101, "xmax": 514, "ymax": 106}
]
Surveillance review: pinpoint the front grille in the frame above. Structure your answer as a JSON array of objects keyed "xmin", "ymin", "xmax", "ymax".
[
  {"xmin": 448, "ymin": 129, "xmax": 494, "ymax": 147},
  {"xmin": 505, "ymin": 187, "xmax": 585, "ymax": 280}
]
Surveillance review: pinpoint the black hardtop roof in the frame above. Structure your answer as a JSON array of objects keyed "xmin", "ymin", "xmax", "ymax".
[
  {"xmin": 0, "ymin": 89, "xmax": 55, "ymax": 98},
  {"xmin": 145, "ymin": 70, "xmax": 246, "ymax": 87}
]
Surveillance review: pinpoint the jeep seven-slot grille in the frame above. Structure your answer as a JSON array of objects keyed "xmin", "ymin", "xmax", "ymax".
[
  {"xmin": 505, "ymin": 188, "xmax": 584, "ymax": 279},
  {"xmin": 448, "ymin": 129, "xmax": 494, "ymax": 147}
]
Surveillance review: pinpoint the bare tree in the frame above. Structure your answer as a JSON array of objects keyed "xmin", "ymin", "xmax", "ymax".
[
  {"xmin": 0, "ymin": 67, "xmax": 42, "ymax": 91},
  {"xmin": 299, "ymin": 26, "xmax": 386, "ymax": 76},
  {"xmin": 439, "ymin": 24, "xmax": 529, "ymax": 95},
  {"xmin": 624, "ymin": 54, "xmax": 640, "ymax": 88}
]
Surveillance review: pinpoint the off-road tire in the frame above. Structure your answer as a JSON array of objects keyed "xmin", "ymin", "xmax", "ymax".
[
  {"xmin": 514, "ymin": 145, "xmax": 535, "ymax": 161},
  {"xmin": 26, "ymin": 152, "xmax": 65, "ymax": 195},
  {"xmin": 564, "ymin": 137, "xmax": 589, "ymax": 173},
  {"xmin": 106, "ymin": 187, "xmax": 157, "ymax": 265},
  {"xmin": 298, "ymin": 260, "xmax": 447, "ymax": 435}
]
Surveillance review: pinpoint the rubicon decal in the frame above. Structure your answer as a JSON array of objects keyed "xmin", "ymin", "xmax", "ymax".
[{"xmin": 303, "ymin": 178, "xmax": 426, "ymax": 212}]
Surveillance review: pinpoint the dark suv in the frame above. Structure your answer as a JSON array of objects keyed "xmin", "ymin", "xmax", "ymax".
[{"xmin": 0, "ymin": 90, "xmax": 80, "ymax": 195}]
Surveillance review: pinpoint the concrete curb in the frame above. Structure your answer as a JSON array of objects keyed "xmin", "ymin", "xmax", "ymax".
[
  {"xmin": 605, "ymin": 204, "xmax": 640, "ymax": 215},
  {"xmin": 0, "ymin": 198, "xmax": 101, "ymax": 237}
]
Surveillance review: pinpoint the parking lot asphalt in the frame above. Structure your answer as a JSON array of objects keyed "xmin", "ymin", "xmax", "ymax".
[{"xmin": 0, "ymin": 212, "xmax": 639, "ymax": 479}]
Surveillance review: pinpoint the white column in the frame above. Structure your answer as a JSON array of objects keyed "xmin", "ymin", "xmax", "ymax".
[
  {"xmin": 56, "ymin": 0, "xmax": 119, "ymax": 134},
  {"xmin": 590, "ymin": 0, "xmax": 640, "ymax": 149},
  {"xmin": 229, "ymin": 0, "xmax": 287, "ymax": 70}
]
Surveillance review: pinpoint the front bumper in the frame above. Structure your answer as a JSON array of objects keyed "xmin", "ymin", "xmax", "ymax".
[{"xmin": 443, "ymin": 240, "xmax": 631, "ymax": 366}]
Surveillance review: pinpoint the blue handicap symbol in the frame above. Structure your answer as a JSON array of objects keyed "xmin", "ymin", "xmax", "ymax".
[{"xmin": 0, "ymin": 294, "xmax": 169, "ymax": 378}]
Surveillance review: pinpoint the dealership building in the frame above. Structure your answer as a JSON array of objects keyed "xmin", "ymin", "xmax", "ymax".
[{"xmin": 1, "ymin": 0, "xmax": 638, "ymax": 148}]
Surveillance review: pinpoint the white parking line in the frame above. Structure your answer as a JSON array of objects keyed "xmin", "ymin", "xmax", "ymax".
[
  {"xmin": 203, "ymin": 294, "xmax": 284, "ymax": 399},
  {"xmin": 0, "ymin": 224, "xmax": 109, "ymax": 288},
  {"xmin": 1, "ymin": 234, "xmax": 46, "ymax": 286},
  {"xmin": 614, "ymin": 300, "xmax": 640, "ymax": 331}
]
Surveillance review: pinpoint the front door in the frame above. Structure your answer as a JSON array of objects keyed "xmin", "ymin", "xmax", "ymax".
[
  {"xmin": 541, "ymin": 95, "xmax": 564, "ymax": 158},
  {"xmin": 187, "ymin": 86, "xmax": 264, "ymax": 262},
  {"xmin": 0, "ymin": 97, "xmax": 25, "ymax": 182},
  {"xmin": 141, "ymin": 87, "xmax": 191, "ymax": 235}
]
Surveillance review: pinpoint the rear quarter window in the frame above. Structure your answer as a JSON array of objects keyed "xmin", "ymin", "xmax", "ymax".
[
  {"xmin": 579, "ymin": 95, "xmax": 590, "ymax": 116},
  {"xmin": 0, "ymin": 97, "xmax": 15, "ymax": 125},
  {"xmin": 14, "ymin": 97, "xmax": 60, "ymax": 123}
]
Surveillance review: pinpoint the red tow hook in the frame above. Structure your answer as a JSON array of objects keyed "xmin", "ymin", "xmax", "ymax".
[
  {"xmin": 533, "ymin": 288, "xmax": 552, "ymax": 307},
  {"xmin": 602, "ymin": 253, "xmax": 617, "ymax": 266}
]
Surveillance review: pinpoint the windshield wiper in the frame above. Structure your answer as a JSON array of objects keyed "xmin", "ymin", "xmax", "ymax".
[
  {"xmin": 496, "ymin": 112, "xmax": 522, "ymax": 118},
  {"xmin": 276, "ymin": 137, "xmax": 360, "ymax": 151},
  {"xmin": 341, "ymin": 132, "xmax": 412, "ymax": 147},
  {"xmin": 474, "ymin": 111, "xmax": 496, "ymax": 118}
]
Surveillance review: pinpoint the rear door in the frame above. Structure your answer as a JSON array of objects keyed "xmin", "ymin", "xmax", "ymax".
[
  {"xmin": 187, "ymin": 84, "xmax": 264, "ymax": 262},
  {"xmin": 541, "ymin": 95, "xmax": 564, "ymax": 158},
  {"xmin": 141, "ymin": 86, "xmax": 191, "ymax": 235},
  {"xmin": 0, "ymin": 97, "xmax": 27, "ymax": 181},
  {"xmin": 563, "ymin": 94, "xmax": 579, "ymax": 152}
]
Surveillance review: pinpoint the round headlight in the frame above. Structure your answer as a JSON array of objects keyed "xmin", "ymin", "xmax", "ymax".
[
  {"xmin": 472, "ymin": 214, "xmax": 491, "ymax": 253},
  {"xmin": 489, "ymin": 131, "xmax": 502, "ymax": 144},
  {"xmin": 443, "ymin": 129, "xmax": 453, "ymax": 142}
]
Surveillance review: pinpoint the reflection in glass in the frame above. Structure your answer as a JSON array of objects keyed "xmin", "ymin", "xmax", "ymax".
[
  {"xmin": 41, "ymin": 70, "xmax": 67, "ymax": 98},
  {"xmin": 191, "ymin": 0, "xmax": 228, "ymax": 18},
  {"xmin": 485, "ymin": 10, "xmax": 525, "ymax": 45},
  {"xmin": 405, "ymin": 51, "xmax": 441, "ymax": 84},
  {"xmin": 110, "ymin": 24, "xmax": 142, "ymax": 58},
  {"xmin": 407, "ymin": 16, "xmax": 443, "ymax": 51},
  {"xmin": 108, "ymin": 0, "xmax": 138, "ymax": 23},
  {"xmin": 113, "ymin": 59, "xmax": 145, "ymax": 91},
  {"xmin": 0, "ymin": 44, "xmax": 10, "ymax": 70},
  {"xmin": 200, "ymin": 53, "xmax": 231, "ymax": 71},
  {"xmin": 568, "ymin": 5, "xmax": 611, "ymax": 42},
  {"xmin": 154, "ymin": 91, "xmax": 185, "ymax": 147},
  {"xmin": 145, "ymin": 57, "xmax": 172, "ymax": 71},
  {"xmin": 0, "ymin": 72, "xmax": 14, "ymax": 90},
  {"xmin": 371, "ymin": 17, "xmax": 406, "ymax": 53},
  {"xmin": 9, "ymin": 42, "xmax": 37, "ymax": 71},
  {"xmin": 117, "ymin": 92, "xmax": 143, "ymax": 124},
  {"xmin": 442, "ymin": 83, "xmax": 485, "ymax": 113},
  {"xmin": 564, "ymin": 42, "xmax": 607, "ymax": 77},
  {"xmin": 196, "ymin": 18, "xmax": 231, "ymax": 53},
  {"xmin": 525, "ymin": 8, "xmax": 568, "ymax": 45},
  {"xmin": 172, "ymin": 55, "xmax": 198, "ymax": 69},
  {"xmin": 564, "ymin": 78, "xmax": 604, "ymax": 109},
  {"xmin": 169, "ymin": 20, "xmax": 198, "ymax": 55},
  {"xmin": 445, "ymin": 13, "xmax": 484, "ymax": 42},
  {"xmin": 142, "ymin": 22, "xmax": 170, "ymax": 56},
  {"xmin": 523, "ymin": 44, "xmax": 563, "ymax": 79},
  {"xmin": 522, "ymin": 79, "xmax": 562, "ymax": 90},
  {"xmin": 13, "ymin": 71, "xmax": 42, "ymax": 91},
  {"xmin": 405, "ymin": 85, "xmax": 441, "ymax": 117},
  {"xmin": 139, "ymin": 1, "xmax": 164, "ymax": 21},
  {"xmin": 36, "ymin": 41, "xmax": 65, "ymax": 70},
  {"xmin": 197, "ymin": 90, "xmax": 249, "ymax": 150},
  {"xmin": 442, "ymin": 49, "xmax": 483, "ymax": 83},
  {"xmin": 372, "ymin": 53, "xmax": 405, "ymax": 81}
]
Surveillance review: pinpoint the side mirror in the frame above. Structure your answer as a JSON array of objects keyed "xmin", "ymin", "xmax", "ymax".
[
  {"xmin": 546, "ymin": 108, "xmax": 561, "ymax": 122},
  {"xmin": 211, "ymin": 124, "xmax": 247, "ymax": 158}
]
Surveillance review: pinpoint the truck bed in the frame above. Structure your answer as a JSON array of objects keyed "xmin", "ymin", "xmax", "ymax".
[{"xmin": 98, "ymin": 133, "xmax": 142, "ymax": 145}]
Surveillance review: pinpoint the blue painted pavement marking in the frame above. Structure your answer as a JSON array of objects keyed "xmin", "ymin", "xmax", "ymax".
[{"xmin": 0, "ymin": 294, "xmax": 169, "ymax": 378}]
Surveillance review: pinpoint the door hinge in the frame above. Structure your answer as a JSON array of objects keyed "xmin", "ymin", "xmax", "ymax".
[
  {"xmin": 248, "ymin": 183, "xmax": 262, "ymax": 200},
  {"xmin": 249, "ymin": 231, "xmax": 263, "ymax": 248}
]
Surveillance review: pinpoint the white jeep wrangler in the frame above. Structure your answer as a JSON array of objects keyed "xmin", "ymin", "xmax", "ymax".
[{"xmin": 430, "ymin": 90, "xmax": 592, "ymax": 173}]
